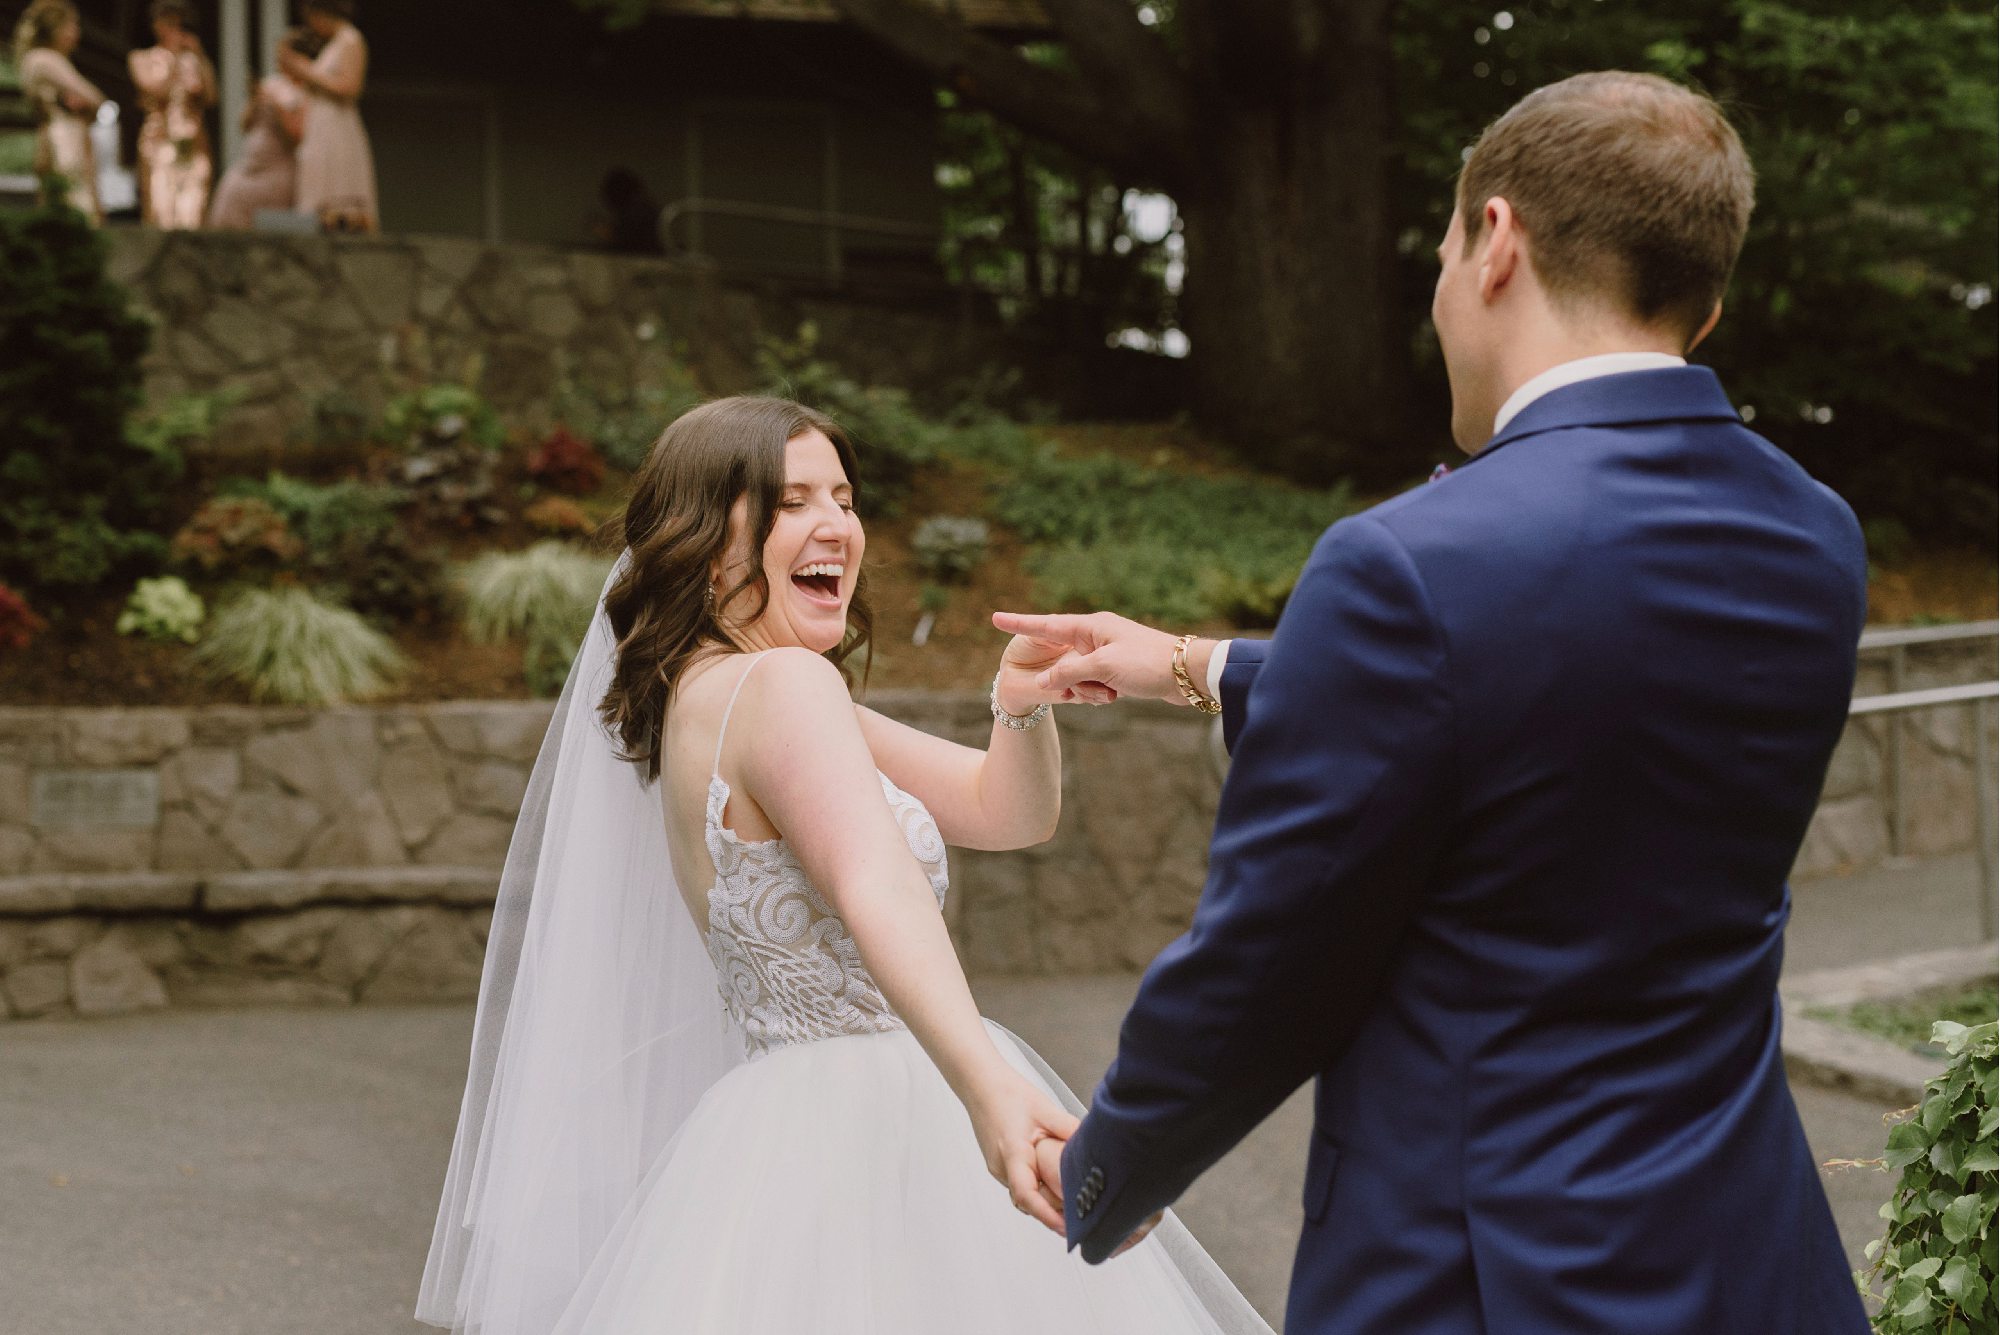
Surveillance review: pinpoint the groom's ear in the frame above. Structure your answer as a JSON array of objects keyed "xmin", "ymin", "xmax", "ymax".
[
  {"xmin": 1475, "ymin": 197, "xmax": 1521, "ymax": 304},
  {"xmin": 1685, "ymin": 299, "xmax": 1723, "ymax": 353}
]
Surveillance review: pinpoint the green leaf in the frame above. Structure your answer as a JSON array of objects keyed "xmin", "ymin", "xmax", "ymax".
[
  {"xmin": 1961, "ymin": 1141, "xmax": 1998, "ymax": 1175},
  {"xmin": 1906, "ymin": 1256, "xmax": 1945, "ymax": 1281},
  {"xmin": 1937, "ymin": 1254, "xmax": 1986, "ymax": 1310},
  {"xmin": 1931, "ymin": 1135, "xmax": 1966, "ymax": 1183},
  {"xmin": 1886, "ymin": 1120, "xmax": 1932, "ymax": 1172},
  {"xmin": 1939, "ymin": 1194, "xmax": 1986, "ymax": 1246}
]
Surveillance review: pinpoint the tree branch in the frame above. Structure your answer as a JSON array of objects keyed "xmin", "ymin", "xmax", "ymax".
[
  {"xmin": 1037, "ymin": 0, "xmax": 1192, "ymax": 147},
  {"xmin": 827, "ymin": 0, "xmax": 1190, "ymax": 187}
]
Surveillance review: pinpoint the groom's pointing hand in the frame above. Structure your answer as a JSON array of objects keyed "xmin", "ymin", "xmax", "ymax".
[{"xmin": 991, "ymin": 611, "xmax": 1198, "ymax": 706}]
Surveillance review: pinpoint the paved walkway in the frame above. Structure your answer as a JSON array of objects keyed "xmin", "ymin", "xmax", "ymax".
[{"xmin": 2, "ymin": 856, "xmax": 1983, "ymax": 1332}]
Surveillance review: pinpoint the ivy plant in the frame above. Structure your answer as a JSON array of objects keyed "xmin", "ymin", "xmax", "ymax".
[{"xmin": 1857, "ymin": 1019, "xmax": 1997, "ymax": 1333}]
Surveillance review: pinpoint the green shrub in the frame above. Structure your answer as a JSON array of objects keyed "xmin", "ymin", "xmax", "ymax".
[
  {"xmin": 553, "ymin": 370, "xmax": 706, "ymax": 472},
  {"xmin": 911, "ymin": 516, "xmax": 991, "ymax": 584},
  {"xmin": 455, "ymin": 542, "xmax": 613, "ymax": 696},
  {"xmin": 129, "ymin": 390, "xmax": 238, "ymax": 462},
  {"xmin": 0, "ymin": 200, "xmax": 174, "ymax": 590},
  {"xmin": 214, "ymin": 472, "xmax": 442, "ymax": 621},
  {"xmin": 195, "ymin": 587, "xmax": 405, "ymax": 704},
  {"xmin": 219, "ymin": 472, "xmax": 404, "ymax": 558},
  {"xmin": 756, "ymin": 324, "xmax": 941, "ymax": 512},
  {"xmin": 993, "ymin": 448, "xmax": 1357, "ymax": 625},
  {"xmin": 117, "ymin": 576, "xmax": 205, "ymax": 644},
  {"xmin": 383, "ymin": 384, "xmax": 505, "ymax": 451},
  {"xmin": 1857, "ymin": 1020, "xmax": 1997, "ymax": 1333}
]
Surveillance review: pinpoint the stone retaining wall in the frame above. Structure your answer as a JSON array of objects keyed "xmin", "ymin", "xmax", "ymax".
[
  {"xmin": 1, "ymin": 637, "xmax": 1990, "ymax": 1021},
  {"xmin": 1795, "ymin": 641, "xmax": 1996, "ymax": 878},
  {"xmin": 102, "ymin": 228, "xmax": 1182, "ymax": 457},
  {"xmin": 0, "ymin": 693, "xmax": 1220, "ymax": 1020}
]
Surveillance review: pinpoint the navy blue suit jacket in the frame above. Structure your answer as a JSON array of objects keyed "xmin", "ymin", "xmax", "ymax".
[{"xmin": 1061, "ymin": 367, "xmax": 1871, "ymax": 1333}]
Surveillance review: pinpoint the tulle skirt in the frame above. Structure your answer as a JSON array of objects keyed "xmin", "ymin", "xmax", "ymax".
[{"xmin": 550, "ymin": 1020, "xmax": 1271, "ymax": 1334}]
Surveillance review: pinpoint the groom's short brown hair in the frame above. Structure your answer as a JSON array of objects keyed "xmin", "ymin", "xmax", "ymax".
[{"xmin": 1456, "ymin": 71, "xmax": 1754, "ymax": 341}]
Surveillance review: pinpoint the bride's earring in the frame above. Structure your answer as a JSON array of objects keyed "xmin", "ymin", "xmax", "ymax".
[{"xmin": 703, "ymin": 583, "xmax": 718, "ymax": 614}]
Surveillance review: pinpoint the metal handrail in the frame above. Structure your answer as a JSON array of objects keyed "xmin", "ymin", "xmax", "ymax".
[
  {"xmin": 1859, "ymin": 621, "xmax": 1998, "ymax": 650},
  {"xmin": 1206, "ymin": 677, "xmax": 1999, "ymax": 938},
  {"xmin": 1849, "ymin": 681, "xmax": 1999, "ymax": 716},
  {"xmin": 657, "ymin": 197, "xmax": 935, "ymax": 285}
]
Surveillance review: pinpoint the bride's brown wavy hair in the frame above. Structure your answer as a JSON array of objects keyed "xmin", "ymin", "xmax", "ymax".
[{"xmin": 598, "ymin": 395, "xmax": 873, "ymax": 781}]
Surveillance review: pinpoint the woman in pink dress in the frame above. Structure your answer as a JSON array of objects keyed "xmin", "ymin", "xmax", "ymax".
[
  {"xmin": 13, "ymin": 0, "xmax": 104, "ymax": 222},
  {"xmin": 279, "ymin": 0, "xmax": 376, "ymax": 233},
  {"xmin": 206, "ymin": 27, "xmax": 316, "ymax": 228},
  {"xmin": 128, "ymin": 0, "xmax": 217, "ymax": 230}
]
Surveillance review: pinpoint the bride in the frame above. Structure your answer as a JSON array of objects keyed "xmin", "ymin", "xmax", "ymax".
[{"xmin": 416, "ymin": 396, "xmax": 1269, "ymax": 1334}]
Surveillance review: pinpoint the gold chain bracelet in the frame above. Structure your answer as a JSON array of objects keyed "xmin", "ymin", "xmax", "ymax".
[{"xmin": 1171, "ymin": 634, "xmax": 1222, "ymax": 715}]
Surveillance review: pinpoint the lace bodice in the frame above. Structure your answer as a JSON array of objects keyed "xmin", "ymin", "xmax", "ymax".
[{"xmin": 700, "ymin": 658, "xmax": 950, "ymax": 1060}]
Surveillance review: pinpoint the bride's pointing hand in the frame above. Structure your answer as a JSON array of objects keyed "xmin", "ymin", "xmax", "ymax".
[{"xmin": 967, "ymin": 1069, "xmax": 1079, "ymax": 1235}]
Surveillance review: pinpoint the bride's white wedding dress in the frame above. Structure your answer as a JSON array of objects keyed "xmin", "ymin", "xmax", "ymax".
[
  {"xmin": 417, "ymin": 577, "xmax": 1269, "ymax": 1335},
  {"xmin": 545, "ymin": 661, "xmax": 1269, "ymax": 1333}
]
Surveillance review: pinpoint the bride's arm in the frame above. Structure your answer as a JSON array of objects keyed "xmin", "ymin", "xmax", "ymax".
[
  {"xmin": 855, "ymin": 632, "xmax": 1073, "ymax": 851},
  {"xmin": 734, "ymin": 647, "xmax": 1075, "ymax": 1228},
  {"xmin": 855, "ymin": 640, "xmax": 1062, "ymax": 851}
]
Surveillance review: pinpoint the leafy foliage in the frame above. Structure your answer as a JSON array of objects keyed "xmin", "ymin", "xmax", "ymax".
[
  {"xmin": 756, "ymin": 325, "xmax": 943, "ymax": 513},
  {"xmin": 936, "ymin": 80, "xmax": 1180, "ymax": 345},
  {"xmin": 0, "ymin": 583, "xmax": 48, "ymax": 652},
  {"xmin": 220, "ymin": 472, "xmax": 403, "ymax": 558},
  {"xmin": 392, "ymin": 436, "xmax": 506, "ymax": 529},
  {"xmin": 1820, "ymin": 983, "xmax": 2000, "ymax": 1055},
  {"xmin": 552, "ymin": 369, "xmax": 707, "ymax": 472},
  {"xmin": 0, "ymin": 201, "xmax": 174, "ymax": 590},
  {"xmin": 1857, "ymin": 1020, "xmax": 1997, "ymax": 1333},
  {"xmin": 988, "ymin": 447, "xmax": 1358, "ymax": 625},
  {"xmin": 383, "ymin": 384, "xmax": 506, "ymax": 452},
  {"xmin": 194, "ymin": 587, "xmax": 405, "ymax": 704},
  {"xmin": 117, "ymin": 576, "xmax": 206, "ymax": 644},
  {"xmin": 169, "ymin": 497, "xmax": 305, "ymax": 573},
  {"xmin": 526, "ymin": 428, "xmax": 608, "ymax": 496},
  {"xmin": 911, "ymin": 516, "xmax": 992, "ymax": 584},
  {"xmin": 1394, "ymin": 0, "xmax": 1997, "ymax": 540},
  {"xmin": 454, "ymin": 542, "xmax": 614, "ymax": 696},
  {"xmin": 213, "ymin": 472, "xmax": 443, "ymax": 622}
]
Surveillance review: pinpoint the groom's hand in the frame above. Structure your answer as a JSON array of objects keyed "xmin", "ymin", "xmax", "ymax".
[{"xmin": 991, "ymin": 611, "xmax": 1204, "ymax": 706}]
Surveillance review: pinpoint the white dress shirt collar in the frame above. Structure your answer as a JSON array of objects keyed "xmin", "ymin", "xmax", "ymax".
[{"xmin": 1490, "ymin": 351, "xmax": 1687, "ymax": 435}]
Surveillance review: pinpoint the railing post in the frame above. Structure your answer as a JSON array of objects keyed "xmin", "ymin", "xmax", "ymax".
[
  {"xmin": 1887, "ymin": 643, "xmax": 1907, "ymax": 857},
  {"xmin": 1974, "ymin": 696, "xmax": 1996, "ymax": 941}
]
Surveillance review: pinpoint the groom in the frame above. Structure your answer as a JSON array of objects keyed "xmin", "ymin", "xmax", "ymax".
[{"xmin": 998, "ymin": 72, "xmax": 1871, "ymax": 1332}]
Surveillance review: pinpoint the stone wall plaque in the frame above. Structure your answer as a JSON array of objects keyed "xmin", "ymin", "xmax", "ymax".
[{"xmin": 31, "ymin": 769, "xmax": 161, "ymax": 829}]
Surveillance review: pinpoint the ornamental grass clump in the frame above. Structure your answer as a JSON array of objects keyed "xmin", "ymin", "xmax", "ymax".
[
  {"xmin": 195, "ymin": 587, "xmax": 404, "ymax": 704},
  {"xmin": 117, "ymin": 576, "xmax": 205, "ymax": 643},
  {"xmin": 455, "ymin": 541, "xmax": 613, "ymax": 696},
  {"xmin": 1856, "ymin": 1019, "xmax": 1997, "ymax": 1333}
]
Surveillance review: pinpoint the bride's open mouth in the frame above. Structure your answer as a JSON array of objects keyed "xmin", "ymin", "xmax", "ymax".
[{"xmin": 791, "ymin": 561, "xmax": 845, "ymax": 609}]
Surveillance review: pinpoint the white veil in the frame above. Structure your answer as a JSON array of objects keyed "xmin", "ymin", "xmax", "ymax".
[{"xmin": 416, "ymin": 558, "xmax": 746, "ymax": 1334}]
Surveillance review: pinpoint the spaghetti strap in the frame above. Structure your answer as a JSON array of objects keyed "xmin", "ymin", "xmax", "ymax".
[{"xmin": 712, "ymin": 652, "xmax": 773, "ymax": 777}]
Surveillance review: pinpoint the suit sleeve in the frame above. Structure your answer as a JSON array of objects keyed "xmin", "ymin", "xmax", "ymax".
[
  {"xmin": 1062, "ymin": 515, "xmax": 1455, "ymax": 1261},
  {"xmin": 1217, "ymin": 639, "xmax": 1268, "ymax": 753}
]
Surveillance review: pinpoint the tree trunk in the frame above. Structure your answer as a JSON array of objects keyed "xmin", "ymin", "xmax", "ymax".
[
  {"xmin": 1177, "ymin": 3, "xmax": 1407, "ymax": 483},
  {"xmin": 821, "ymin": 0, "xmax": 1412, "ymax": 481}
]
